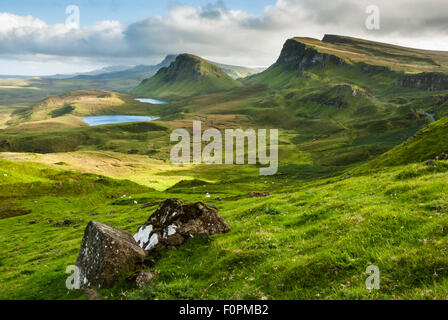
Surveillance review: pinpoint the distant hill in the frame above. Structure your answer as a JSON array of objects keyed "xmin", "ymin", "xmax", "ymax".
[
  {"xmin": 0, "ymin": 75, "xmax": 33, "ymax": 79},
  {"xmin": 8, "ymin": 89, "xmax": 165, "ymax": 130},
  {"xmin": 132, "ymin": 54, "xmax": 242, "ymax": 99},
  {"xmin": 211, "ymin": 62, "xmax": 264, "ymax": 79},
  {"xmin": 66, "ymin": 55, "xmax": 262, "ymax": 83},
  {"xmin": 45, "ymin": 66, "xmax": 133, "ymax": 80},
  {"xmin": 21, "ymin": 89, "xmax": 126, "ymax": 122},
  {"xmin": 247, "ymin": 35, "xmax": 448, "ymax": 89},
  {"xmin": 70, "ymin": 55, "xmax": 177, "ymax": 81},
  {"xmin": 320, "ymin": 35, "xmax": 448, "ymax": 73}
]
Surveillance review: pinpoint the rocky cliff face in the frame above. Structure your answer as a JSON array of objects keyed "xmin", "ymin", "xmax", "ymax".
[
  {"xmin": 276, "ymin": 39, "xmax": 346, "ymax": 73},
  {"xmin": 397, "ymin": 72, "xmax": 448, "ymax": 91}
]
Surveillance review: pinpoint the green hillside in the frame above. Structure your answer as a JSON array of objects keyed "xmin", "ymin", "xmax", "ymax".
[
  {"xmin": 3, "ymin": 153, "xmax": 448, "ymax": 299},
  {"xmin": 297, "ymin": 35, "xmax": 448, "ymax": 73},
  {"xmin": 6, "ymin": 89, "xmax": 169, "ymax": 129},
  {"xmin": 3, "ymin": 34, "xmax": 448, "ymax": 301},
  {"xmin": 72, "ymin": 55, "xmax": 262, "ymax": 81},
  {"xmin": 247, "ymin": 35, "xmax": 448, "ymax": 91},
  {"xmin": 364, "ymin": 116, "xmax": 448, "ymax": 169},
  {"xmin": 132, "ymin": 54, "xmax": 242, "ymax": 99},
  {"xmin": 321, "ymin": 35, "xmax": 448, "ymax": 73}
]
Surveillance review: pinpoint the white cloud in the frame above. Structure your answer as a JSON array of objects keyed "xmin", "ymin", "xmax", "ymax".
[
  {"xmin": 0, "ymin": 14, "xmax": 129, "ymax": 58},
  {"xmin": 1, "ymin": 0, "xmax": 448, "ymax": 74},
  {"xmin": 0, "ymin": 12, "xmax": 47, "ymax": 32}
]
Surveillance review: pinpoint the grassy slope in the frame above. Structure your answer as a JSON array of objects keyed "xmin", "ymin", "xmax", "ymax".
[
  {"xmin": 0, "ymin": 121, "xmax": 172, "ymax": 156},
  {"xmin": 2, "ymin": 35, "xmax": 448, "ymax": 300},
  {"xmin": 0, "ymin": 158, "xmax": 153, "ymax": 299},
  {"xmin": 7, "ymin": 89, "xmax": 167, "ymax": 128},
  {"xmin": 363, "ymin": 116, "xmax": 448, "ymax": 169},
  {"xmin": 0, "ymin": 151, "xmax": 195, "ymax": 191},
  {"xmin": 0, "ymin": 78, "xmax": 144, "ymax": 108},
  {"xmin": 307, "ymin": 35, "xmax": 448, "ymax": 73},
  {"xmin": 126, "ymin": 160, "xmax": 448, "ymax": 300},
  {"xmin": 0, "ymin": 66, "xmax": 435, "ymax": 170},
  {"xmin": 2, "ymin": 157, "xmax": 448, "ymax": 299},
  {"xmin": 132, "ymin": 54, "xmax": 242, "ymax": 99}
]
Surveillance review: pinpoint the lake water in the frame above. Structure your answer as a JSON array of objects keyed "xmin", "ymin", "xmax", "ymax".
[
  {"xmin": 82, "ymin": 98, "xmax": 167, "ymax": 126},
  {"xmin": 135, "ymin": 98, "xmax": 168, "ymax": 104},
  {"xmin": 83, "ymin": 115, "xmax": 160, "ymax": 126}
]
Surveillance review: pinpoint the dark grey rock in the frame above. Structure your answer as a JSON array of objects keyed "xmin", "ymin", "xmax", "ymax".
[
  {"xmin": 76, "ymin": 221, "xmax": 146, "ymax": 289},
  {"xmin": 133, "ymin": 199, "xmax": 230, "ymax": 252},
  {"xmin": 250, "ymin": 191, "xmax": 271, "ymax": 198}
]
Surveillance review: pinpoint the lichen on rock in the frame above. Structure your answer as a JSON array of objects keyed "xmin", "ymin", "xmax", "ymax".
[
  {"xmin": 134, "ymin": 198, "xmax": 230, "ymax": 252},
  {"xmin": 75, "ymin": 221, "xmax": 146, "ymax": 289}
]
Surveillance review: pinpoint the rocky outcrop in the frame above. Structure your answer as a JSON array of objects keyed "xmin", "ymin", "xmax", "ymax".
[
  {"xmin": 436, "ymin": 153, "xmax": 448, "ymax": 160},
  {"xmin": 74, "ymin": 199, "xmax": 230, "ymax": 289},
  {"xmin": 157, "ymin": 54, "xmax": 229, "ymax": 82},
  {"xmin": 359, "ymin": 63, "xmax": 391, "ymax": 74},
  {"xmin": 133, "ymin": 54, "xmax": 241, "ymax": 98},
  {"xmin": 276, "ymin": 39, "xmax": 346, "ymax": 73},
  {"xmin": 397, "ymin": 72, "xmax": 448, "ymax": 91},
  {"xmin": 425, "ymin": 153, "xmax": 448, "ymax": 166},
  {"xmin": 250, "ymin": 191, "xmax": 271, "ymax": 198},
  {"xmin": 52, "ymin": 219, "xmax": 73, "ymax": 227},
  {"xmin": 75, "ymin": 221, "xmax": 146, "ymax": 289},
  {"xmin": 133, "ymin": 198, "xmax": 230, "ymax": 252}
]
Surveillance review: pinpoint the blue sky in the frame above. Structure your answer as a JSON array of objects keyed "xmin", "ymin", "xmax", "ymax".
[
  {"xmin": 1, "ymin": 0, "xmax": 447, "ymax": 75},
  {"xmin": 0, "ymin": 0, "xmax": 276, "ymax": 26}
]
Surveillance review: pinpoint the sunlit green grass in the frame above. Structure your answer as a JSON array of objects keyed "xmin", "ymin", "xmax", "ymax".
[
  {"xmin": 1, "ymin": 157, "xmax": 448, "ymax": 300},
  {"xmin": 1, "ymin": 34, "xmax": 448, "ymax": 301}
]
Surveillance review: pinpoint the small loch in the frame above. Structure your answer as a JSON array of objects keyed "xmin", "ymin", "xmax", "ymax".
[
  {"xmin": 135, "ymin": 98, "xmax": 168, "ymax": 104},
  {"xmin": 83, "ymin": 115, "xmax": 159, "ymax": 126},
  {"xmin": 82, "ymin": 98, "xmax": 167, "ymax": 126}
]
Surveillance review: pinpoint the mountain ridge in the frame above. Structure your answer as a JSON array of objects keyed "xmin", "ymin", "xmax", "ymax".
[{"xmin": 132, "ymin": 54, "xmax": 242, "ymax": 99}]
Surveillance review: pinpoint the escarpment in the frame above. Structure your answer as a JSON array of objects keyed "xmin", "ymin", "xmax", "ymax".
[
  {"xmin": 276, "ymin": 38, "xmax": 346, "ymax": 73},
  {"xmin": 397, "ymin": 72, "xmax": 448, "ymax": 91}
]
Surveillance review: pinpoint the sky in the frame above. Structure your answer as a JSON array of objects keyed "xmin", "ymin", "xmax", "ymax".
[{"xmin": 1, "ymin": 0, "xmax": 448, "ymax": 75}]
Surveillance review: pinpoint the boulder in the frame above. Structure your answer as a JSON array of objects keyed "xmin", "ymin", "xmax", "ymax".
[
  {"xmin": 436, "ymin": 153, "xmax": 448, "ymax": 160},
  {"xmin": 76, "ymin": 221, "xmax": 146, "ymax": 289},
  {"xmin": 250, "ymin": 191, "xmax": 271, "ymax": 198},
  {"xmin": 133, "ymin": 198, "xmax": 230, "ymax": 252},
  {"xmin": 53, "ymin": 219, "xmax": 73, "ymax": 227},
  {"xmin": 135, "ymin": 270, "xmax": 160, "ymax": 288},
  {"xmin": 84, "ymin": 288, "xmax": 103, "ymax": 300},
  {"xmin": 424, "ymin": 160, "xmax": 436, "ymax": 167}
]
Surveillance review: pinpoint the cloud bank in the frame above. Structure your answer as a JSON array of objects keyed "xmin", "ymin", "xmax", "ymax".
[{"xmin": 1, "ymin": 0, "xmax": 448, "ymax": 74}]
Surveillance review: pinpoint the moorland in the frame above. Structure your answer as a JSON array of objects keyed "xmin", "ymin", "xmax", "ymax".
[{"xmin": 1, "ymin": 35, "xmax": 448, "ymax": 300}]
